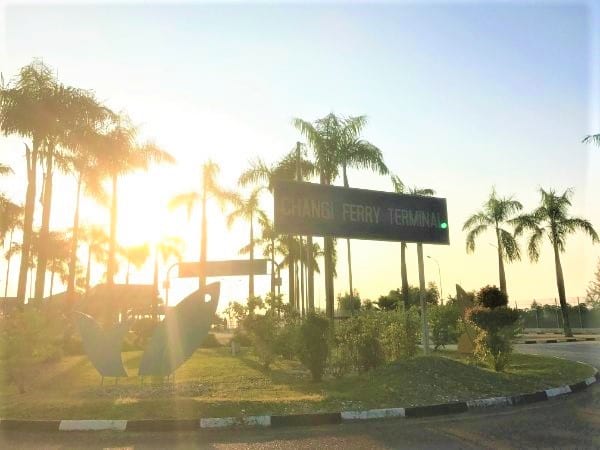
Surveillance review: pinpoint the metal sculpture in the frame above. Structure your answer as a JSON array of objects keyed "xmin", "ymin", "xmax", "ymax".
[
  {"xmin": 76, "ymin": 282, "xmax": 220, "ymax": 378},
  {"xmin": 138, "ymin": 282, "xmax": 220, "ymax": 376},
  {"xmin": 75, "ymin": 312, "xmax": 129, "ymax": 377}
]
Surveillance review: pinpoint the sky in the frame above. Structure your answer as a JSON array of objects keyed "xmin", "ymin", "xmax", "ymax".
[{"xmin": 1, "ymin": 0, "xmax": 599, "ymax": 311}]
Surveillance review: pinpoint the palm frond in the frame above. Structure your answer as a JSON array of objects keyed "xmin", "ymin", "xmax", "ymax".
[
  {"xmin": 582, "ymin": 133, "xmax": 600, "ymax": 146},
  {"xmin": 499, "ymin": 228, "xmax": 521, "ymax": 262},
  {"xmin": 465, "ymin": 224, "xmax": 488, "ymax": 253}
]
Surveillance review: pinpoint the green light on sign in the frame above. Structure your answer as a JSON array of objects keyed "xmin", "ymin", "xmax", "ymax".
[{"xmin": 440, "ymin": 222, "xmax": 448, "ymax": 229}]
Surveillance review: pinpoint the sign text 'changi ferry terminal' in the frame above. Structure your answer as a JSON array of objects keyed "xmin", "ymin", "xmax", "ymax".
[{"xmin": 273, "ymin": 180, "xmax": 449, "ymax": 244}]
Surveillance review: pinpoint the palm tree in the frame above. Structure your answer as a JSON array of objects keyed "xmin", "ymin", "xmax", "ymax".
[
  {"xmin": 45, "ymin": 231, "xmax": 70, "ymax": 297},
  {"xmin": 583, "ymin": 134, "xmax": 600, "ymax": 147},
  {"xmin": 391, "ymin": 175, "xmax": 436, "ymax": 310},
  {"xmin": 513, "ymin": 188, "xmax": 598, "ymax": 337},
  {"xmin": 293, "ymin": 114, "xmax": 344, "ymax": 320},
  {"xmin": 0, "ymin": 60, "xmax": 57, "ymax": 303},
  {"xmin": 169, "ymin": 160, "xmax": 229, "ymax": 289},
  {"xmin": 238, "ymin": 152, "xmax": 315, "ymax": 309},
  {"xmin": 120, "ymin": 243, "xmax": 150, "ymax": 284},
  {"xmin": 227, "ymin": 187, "xmax": 267, "ymax": 299},
  {"xmin": 463, "ymin": 188, "xmax": 522, "ymax": 295},
  {"xmin": 335, "ymin": 115, "xmax": 388, "ymax": 298},
  {"xmin": 33, "ymin": 85, "xmax": 108, "ymax": 301},
  {"xmin": 155, "ymin": 235, "xmax": 185, "ymax": 304},
  {"xmin": 99, "ymin": 118, "xmax": 175, "ymax": 286},
  {"xmin": 1, "ymin": 199, "xmax": 23, "ymax": 297},
  {"xmin": 80, "ymin": 224, "xmax": 109, "ymax": 291}
]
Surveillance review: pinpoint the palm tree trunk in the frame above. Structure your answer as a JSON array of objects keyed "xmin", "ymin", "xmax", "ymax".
[
  {"xmin": 126, "ymin": 261, "xmax": 130, "ymax": 285},
  {"xmin": 249, "ymin": 214, "xmax": 254, "ymax": 299},
  {"xmin": 4, "ymin": 231, "xmax": 13, "ymax": 297},
  {"xmin": 342, "ymin": 165, "xmax": 353, "ymax": 299},
  {"xmin": 321, "ymin": 173, "xmax": 335, "ymax": 321},
  {"xmin": 287, "ymin": 235, "xmax": 295, "ymax": 308},
  {"xmin": 152, "ymin": 244, "xmax": 159, "ymax": 321},
  {"xmin": 307, "ymin": 236, "xmax": 314, "ymax": 312},
  {"xmin": 17, "ymin": 140, "xmax": 39, "ymax": 305},
  {"xmin": 199, "ymin": 175, "xmax": 207, "ymax": 290},
  {"xmin": 107, "ymin": 174, "xmax": 118, "ymax": 286},
  {"xmin": 270, "ymin": 239, "xmax": 275, "ymax": 296},
  {"xmin": 400, "ymin": 242, "xmax": 409, "ymax": 310},
  {"xmin": 67, "ymin": 174, "xmax": 83, "ymax": 302},
  {"xmin": 35, "ymin": 143, "xmax": 54, "ymax": 300},
  {"xmin": 552, "ymin": 240, "xmax": 573, "ymax": 337},
  {"xmin": 300, "ymin": 239, "xmax": 305, "ymax": 316},
  {"xmin": 495, "ymin": 226, "xmax": 507, "ymax": 294}
]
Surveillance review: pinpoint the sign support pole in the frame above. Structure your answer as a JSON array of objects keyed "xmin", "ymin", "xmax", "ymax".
[{"xmin": 417, "ymin": 243, "xmax": 430, "ymax": 355}]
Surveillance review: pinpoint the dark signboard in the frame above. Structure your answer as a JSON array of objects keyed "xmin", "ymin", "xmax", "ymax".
[
  {"xmin": 178, "ymin": 259, "xmax": 268, "ymax": 278},
  {"xmin": 274, "ymin": 181, "xmax": 449, "ymax": 244}
]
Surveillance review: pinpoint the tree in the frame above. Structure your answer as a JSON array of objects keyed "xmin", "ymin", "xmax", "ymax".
[
  {"xmin": 335, "ymin": 115, "xmax": 388, "ymax": 299},
  {"xmin": 80, "ymin": 224, "xmax": 108, "ymax": 291},
  {"xmin": 227, "ymin": 188, "xmax": 267, "ymax": 299},
  {"xmin": 513, "ymin": 188, "xmax": 598, "ymax": 337},
  {"xmin": 99, "ymin": 118, "xmax": 175, "ymax": 286},
  {"xmin": 586, "ymin": 258, "xmax": 600, "ymax": 308},
  {"xmin": 120, "ymin": 243, "xmax": 150, "ymax": 284},
  {"xmin": 582, "ymin": 134, "xmax": 600, "ymax": 147},
  {"xmin": 1, "ymin": 198, "xmax": 23, "ymax": 297},
  {"xmin": 45, "ymin": 231, "xmax": 70, "ymax": 297},
  {"xmin": 0, "ymin": 61, "xmax": 57, "ymax": 303},
  {"xmin": 169, "ymin": 160, "xmax": 228, "ymax": 289},
  {"xmin": 391, "ymin": 175, "xmax": 436, "ymax": 310},
  {"xmin": 463, "ymin": 188, "xmax": 522, "ymax": 295}
]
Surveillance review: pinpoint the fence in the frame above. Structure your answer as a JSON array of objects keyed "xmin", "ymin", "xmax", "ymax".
[{"xmin": 514, "ymin": 297, "xmax": 600, "ymax": 329}]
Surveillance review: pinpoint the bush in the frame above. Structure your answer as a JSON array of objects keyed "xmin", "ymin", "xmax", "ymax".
[
  {"xmin": 429, "ymin": 303, "xmax": 461, "ymax": 349},
  {"xmin": 130, "ymin": 318, "xmax": 159, "ymax": 350},
  {"xmin": 467, "ymin": 306, "xmax": 520, "ymax": 371},
  {"xmin": 476, "ymin": 285, "xmax": 508, "ymax": 309},
  {"xmin": 0, "ymin": 308, "xmax": 62, "ymax": 393},
  {"xmin": 337, "ymin": 292, "xmax": 361, "ymax": 314},
  {"xmin": 244, "ymin": 314, "xmax": 279, "ymax": 369},
  {"xmin": 297, "ymin": 313, "xmax": 330, "ymax": 382},
  {"xmin": 380, "ymin": 308, "xmax": 421, "ymax": 360},
  {"xmin": 200, "ymin": 333, "xmax": 221, "ymax": 348},
  {"xmin": 334, "ymin": 312, "xmax": 385, "ymax": 373}
]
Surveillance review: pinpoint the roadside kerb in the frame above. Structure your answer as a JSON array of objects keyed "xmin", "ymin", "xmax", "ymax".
[{"xmin": 0, "ymin": 368, "xmax": 596, "ymax": 432}]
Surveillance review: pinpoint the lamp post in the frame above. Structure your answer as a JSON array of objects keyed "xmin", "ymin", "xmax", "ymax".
[{"xmin": 427, "ymin": 255, "xmax": 443, "ymax": 304}]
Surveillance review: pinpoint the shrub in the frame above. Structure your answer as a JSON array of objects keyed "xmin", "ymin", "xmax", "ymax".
[
  {"xmin": 429, "ymin": 303, "xmax": 461, "ymax": 349},
  {"xmin": 337, "ymin": 291, "xmax": 361, "ymax": 314},
  {"xmin": 0, "ymin": 308, "xmax": 62, "ymax": 393},
  {"xmin": 297, "ymin": 313, "xmax": 330, "ymax": 382},
  {"xmin": 334, "ymin": 312, "xmax": 385, "ymax": 372},
  {"xmin": 380, "ymin": 308, "xmax": 420, "ymax": 360},
  {"xmin": 200, "ymin": 333, "xmax": 221, "ymax": 348},
  {"xmin": 244, "ymin": 314, "xmax": 279, "ymax": 369},
  {"xmin": 476, "ymin": 285, "xmax": 508, "ymax": 309},
  {"xmin": 467, "ymin": 306, "xmax": 520, "ymax": 371},
  {"xmin": 130, "ymin": 318, "xmax": 159, "ymax": 350}
]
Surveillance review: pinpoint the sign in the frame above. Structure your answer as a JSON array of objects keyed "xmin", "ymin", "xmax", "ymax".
[
  {"xmin": 178, "ymin": 259, "xmax": 269, "ymax": 278},
  {"xmin": 274, "ymin": 181, "xmax": 449, "ymax": 244}
]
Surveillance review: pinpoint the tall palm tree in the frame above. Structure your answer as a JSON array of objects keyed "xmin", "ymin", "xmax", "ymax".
[
  {"xmin": 293, "ymin": 114, "xmax": 344, "ymax": 320},
  {"xmin": 227, "ymin": 187, "xmax": 267, "ymax": 299},
  {"xmin": 99, "ymin": 118, "xmax": 175, "ymax": 286},
  {"xmin": 45, "ymin": 231, "xmax": 70, "ymax": 297},
  {"xmin": 335, "ymin": 115, "xmax": 388, "ymax": 297},
  {"xmin": 120, "ymin": 243, "xmax": 150, "ymax": 284},
  {"xmin": 463, "ymin": 188, "xmax": 522, "ymax": 295},
  {"xmin": 1, "ymin": 199, "xmax": 23, "ymax": 297},
  {"xmin": 238, "ymin": 152, "xmax": 315, "ymax": 308},
  {"xmin": 513, "ymin": 188, "xmax": 598, "ymax": 337},
  {"xmin": 391, "ymin": 175, "xmax": 436, "ymax": 310},
  {"xmin": 0, "ymin": 60, "xmax": 57, "ymax": 303},
  {"xmin": 583, "ymin": 134, "xmax": 600, "ymax": 147},
  {"xmin": 33, "ymin": 85, "xmax": 107, "ymax": 300},
  {"xmin": 169, "ymin": 160, "xmax": 229, "ymax": 289},
  {"xmin": 155, "ymin": 235, "xmax": 185, "ymax": 304},
  {"xmin": 80, "ymin": 224, "xmax": 109, "ymax": 292}
]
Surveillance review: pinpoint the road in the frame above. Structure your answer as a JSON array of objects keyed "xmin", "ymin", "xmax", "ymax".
[{"xmin": 2, "ymin": 342, "xmax": 599, "ymax": 450}]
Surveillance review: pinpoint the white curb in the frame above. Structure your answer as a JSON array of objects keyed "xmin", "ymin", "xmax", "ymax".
[
  {"xmin": 585, "ymin": 376, "xmax": 597, "ymax": 386},
  {"xmin": 200, "ymin": 417, "xmax": 238, "ymax": 428},
  {"xmin": 58, "ymin": 420, "xmax": 127, "ymax": 431},
  {"xmin": 341, "ymin": 408, "xmax": 405, "ymax": 421},
  {"xmin": 243, "ymin": 415, "xmax": 271, "ymax": 427},
  {"xmin": 466, "ymin": 397, "xmax": 511, "ymax": 408},
  {"xmin": 545, "ymin": 385, "xmax": 572, "ymax": 398}
]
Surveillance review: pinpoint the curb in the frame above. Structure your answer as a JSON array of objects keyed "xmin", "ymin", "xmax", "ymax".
[
  {"xmin": 519, "ymin": 337, "xmax": 598, "ymax": 344},
  {"xmin": 1, "ymin": 369, "xmax": 597, "ymax": 432}
]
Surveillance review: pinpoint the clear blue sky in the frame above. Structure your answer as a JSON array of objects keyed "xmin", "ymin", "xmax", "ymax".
[{"xmin": 1, "ymin": 1, "xmax": 599, "ymax": 308}]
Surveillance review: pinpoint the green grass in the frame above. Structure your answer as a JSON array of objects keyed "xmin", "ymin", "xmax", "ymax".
[{"xmin": 0, "ymin": 348, "xmax": 594, "ymax": 420}]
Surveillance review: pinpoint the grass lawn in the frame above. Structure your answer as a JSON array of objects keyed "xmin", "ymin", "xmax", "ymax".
[{"xmin": 0, "ymin": 348, "xmax": 594, "ymax": 420}]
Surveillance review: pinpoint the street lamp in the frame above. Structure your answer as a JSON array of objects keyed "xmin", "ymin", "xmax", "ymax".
[
  {"xmin": 164, "ymin": 262, "xmax": 180, "ymax": 308},
  {"xmin": 427, "ymin": 256, "xmax": 443, "ymax": 304}
]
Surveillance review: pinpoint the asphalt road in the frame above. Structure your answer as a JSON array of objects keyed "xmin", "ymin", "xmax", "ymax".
[{"xmin": 2, "ymin": 342, "xmax": 599, "ymax": 450}]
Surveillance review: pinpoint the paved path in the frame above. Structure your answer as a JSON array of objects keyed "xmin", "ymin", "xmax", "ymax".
[{"xmin": 2, "ymin": 342, "xmax": 598, "ymax": 449}]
